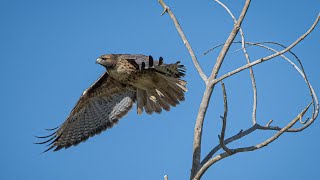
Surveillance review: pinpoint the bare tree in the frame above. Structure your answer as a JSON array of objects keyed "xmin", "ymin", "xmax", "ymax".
[{"xmin": 158, "ymin": 0, "xmax": 319, "ymax": 179}]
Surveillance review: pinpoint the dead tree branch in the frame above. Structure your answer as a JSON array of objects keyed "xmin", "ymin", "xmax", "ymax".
[
  {"xmin": 214, "ymin": 14, "xmax": 320, "ymax": 84},
  {"xmin": 157, "ymin": 0, "xmax": 319, "ymax": 179},
  {"xmin": 205, "ymin": 40, "xmax": 319, "ymax": 131},
  {"xmin": 218, "ymin": 82, "xmax": 234, "ymax": 155},
  {"xmin": 214, "ymin": 0, "xmax": 258, "ymax": 125},
  {"xmin": 201, "ymin": 40, "xmax": 319, "ymax": 165},
  {"xmin": 194, "ymin": 102, "xmax": 312, "ymax": 180}
]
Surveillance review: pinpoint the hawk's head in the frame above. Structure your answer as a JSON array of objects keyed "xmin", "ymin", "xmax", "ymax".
[{"xmin": 96, "ymin": 54, "xmax": 117, "ymax": 68}]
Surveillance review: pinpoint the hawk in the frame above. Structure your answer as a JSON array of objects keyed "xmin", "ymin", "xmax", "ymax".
[{"xmin": 36, "ymin": 54, "xmax": 187, "ymax": 152}]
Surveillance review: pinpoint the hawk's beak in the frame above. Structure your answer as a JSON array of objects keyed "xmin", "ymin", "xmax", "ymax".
[{"xmin": 96, "ymin": 58, "xmax": 102, "ymax": 64}]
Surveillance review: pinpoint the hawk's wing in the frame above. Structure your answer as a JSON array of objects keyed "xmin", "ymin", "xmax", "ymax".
[
  {"xmin": 119, "ymin": 54, "xmax": 187, "ymax": 115},
  {"xmin": 36, "ymin": 72, "xmax": 136, "ymax": 152}
]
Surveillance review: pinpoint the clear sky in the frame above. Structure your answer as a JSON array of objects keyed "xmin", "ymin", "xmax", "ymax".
[{"xmin": 1, "ymin": 0, "xmax": 319, "ymax": 179}]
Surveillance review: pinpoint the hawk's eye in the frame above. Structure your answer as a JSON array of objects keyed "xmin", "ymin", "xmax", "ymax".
[{"xmin": 101, "ymin": 57, "xmax": 107, "ymax": 60}]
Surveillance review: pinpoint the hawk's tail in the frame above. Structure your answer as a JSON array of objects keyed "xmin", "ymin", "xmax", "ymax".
[{"xmin": 136, "ymin": 62, "xmax": 187, "ymax": 114}]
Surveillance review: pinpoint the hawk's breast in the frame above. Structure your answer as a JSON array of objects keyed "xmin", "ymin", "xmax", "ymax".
[{"xmin": 108, "ymin": 59, "xmax": 137, "ymax": 83}]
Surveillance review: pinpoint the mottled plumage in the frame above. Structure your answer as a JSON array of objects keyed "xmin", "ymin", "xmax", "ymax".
[{"xmin": 36, "ymin": 54, "xmax": 187, "ymax": 152}]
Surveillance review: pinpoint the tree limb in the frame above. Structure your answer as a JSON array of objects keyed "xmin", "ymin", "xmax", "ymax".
[
  {"xmin": 193, "ymin": 102, "xmax": 312, "ymax": 180},
  {"xmin": 215, "ymin": 0, "xmax": 257, "ymax": 125},
  {"xmin": 208, "ymin": 0, "xmax": 251, "ymax": 82},
  {"xmin": 204, "ymin": 41, "xmax": 319, "ymax": 129},
  {"xmin": 158, "ymin": 0, "xmax": 207, "ymax": 82},
  {"xmin": 201, "ymin": 125, "xmax": 257, "ymax": 165},
  {"xmin": 214, "ymin": 14, "xmax": 320, "ymax": 84},
  {"xmin": 218, "ymin": 82, "xmax": 234, "ymax": 155}
]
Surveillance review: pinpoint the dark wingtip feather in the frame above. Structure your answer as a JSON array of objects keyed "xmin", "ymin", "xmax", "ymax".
[
  {"xmin": 53, "ymin": 146, "xmax": 64, "ymax": 152},
  {"xmin": 159, "ymin": 57, "xmax": 163, "ymax": 65},
  {"xmin": 45, "ymin": 136, "xmax": 58, "ymax": 147},
  {"xmin": 34, "ymin": 131, "xmax": 56, "ymax": 139},
  {"xmin": 177, "ymin": 63, "xmax": 186, "ymax": 77},
  {"xmin": 45, "ymin": 125, "xmax": 61, "ymax": 131},
  {"xmin": 34, "ymin": 135, "xmax": 56, "ymax": 145},
  {"xmin": 42, "ymin": 145, "xmax": 56, "ymax": 153},
  {"xmin": 149, "ymin": 55, "xmax": 154, "ymax": 67},
  {"xmin": 35, "ymin": 131, "xmax": 63, "ymax": 153},
  {"xmin": 178, "ymin": 72, "xmax": 185, "ymax": 77}
]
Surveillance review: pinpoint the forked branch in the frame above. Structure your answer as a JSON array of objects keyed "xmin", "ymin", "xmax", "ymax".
[
  {"xmin": 205, "ymin": 41, "xmax": 319, "ymax": 132},
  {"xmin": 200, "ymin": 40, "xmax": 319, "ymax": 166},
  {"xmin": 214, "ymin": 14, "xmax": 320, "ymax": 84},
  {"xmin": 194, "ymin": 102, "xmax": 312, "ymax": 179}
]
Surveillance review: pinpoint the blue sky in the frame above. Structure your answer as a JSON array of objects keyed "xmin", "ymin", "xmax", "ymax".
[{"xmin": 1, "ymin": 0, "xmax": 319, "ymax": 179}]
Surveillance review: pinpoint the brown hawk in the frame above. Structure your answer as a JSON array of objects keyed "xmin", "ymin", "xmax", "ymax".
[{"xmin": 36, "ymin": 54, "xmax": 187, "ymax": 152}]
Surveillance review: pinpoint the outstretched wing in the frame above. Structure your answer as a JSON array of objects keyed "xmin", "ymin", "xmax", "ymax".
[
  {"xmin": 36, "ymin": 72, "xmax": 136, "ymax": 152},
  {"xmin": 119, "ymin": 54, "xmax": 187, "ymax": 115}
]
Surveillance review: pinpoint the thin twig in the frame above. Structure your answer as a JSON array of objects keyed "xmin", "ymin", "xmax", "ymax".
[
  {"xmin": 218, "ymin": 82, "xmax": 233, "ymax": 154},
  {"xmin": 158, "ymin": 0, "xmax": 207, "ymax": 82},
  {"xmin": 266, "ymin": 120, "xmax": 273, "ymax": 127}
]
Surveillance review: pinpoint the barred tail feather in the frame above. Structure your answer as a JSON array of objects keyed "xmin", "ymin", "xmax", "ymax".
[
  {"xmin": 135, "ymin": 74, "xmax": 187, "ymax": 114},
  {"xmin": 135, "ymin": 58, "xmax": 187, "ymax": 115},
  {"xmin": 152, "ymin": 90, "xmax": 170, "ymax": 111},
  {"xmin": 136, "ymin": 88, "xmax": 145, "ymax": 115},
  {"xmin": 145, "ymin": 90, "xmax": 154, "ymax": 114}
]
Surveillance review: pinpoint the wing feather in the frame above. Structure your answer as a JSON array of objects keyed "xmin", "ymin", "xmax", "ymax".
[{"xmin": 37, "ymin": 72, "xmax": 136, "ymax": 152}]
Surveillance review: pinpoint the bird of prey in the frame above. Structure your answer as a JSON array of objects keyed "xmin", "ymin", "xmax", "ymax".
[{"xmin": 36, "ymin": 54, "xmax": 187, "ymax": 152}]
